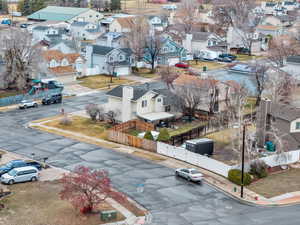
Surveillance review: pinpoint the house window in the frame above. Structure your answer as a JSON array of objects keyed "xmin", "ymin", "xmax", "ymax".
[
  {"xmin": 119, "ymin": 55, "xmax": 124, "ymax": 61},
  {"xmin": 165, "ymin": 105, "xmax": 171, "ymax": 112},
  {"xmin": 142, "ymin": 100, "xmax": 147, "ymax": 108},
  {"xmin": 296, "ymin": 122, "xmax": 300, "ymax": 130},
  {"xmin": 89, "ymin": 15, "xmax": 92, "ymax": 18},
  {"xmin": 109, "ymin": 56, "xmax": 114, "ymax": 62},
  {"xmin": 163, "ymin": 47, "xmax": 168, "ymax": 52},
  {"xmin": 157, "ymin": 98, "xmax": 161, "ymax": 102},
  {"xmin": 96, "ymin": 15, "xmax": 99, "ymax": 18}
]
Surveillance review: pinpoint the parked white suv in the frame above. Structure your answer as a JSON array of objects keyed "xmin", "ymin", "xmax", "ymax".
[
  {"xmin": 1, "ymin": 166, "xmax": 39, "ymax": 185},
  {"xmin": 19, "ymin": 100, "xmax": 38, "ymax": 109}
]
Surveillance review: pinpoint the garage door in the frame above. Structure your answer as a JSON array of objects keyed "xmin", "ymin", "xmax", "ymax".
[
  {"xmin": 116, "ymin": 67, "xmax": 130, "ymax": 76},
  {"xmin": 168, "ymin": 58, "xmax": 180, "ymax": 66}
]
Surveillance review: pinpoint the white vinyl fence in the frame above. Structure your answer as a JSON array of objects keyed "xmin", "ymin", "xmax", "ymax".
[
  {"xmin": 157, "ymin": 142, "xmax": 232, "ymax": 177},
  {"xmin": 257, "ymin": 150, "xmax": 300, "ymax": 167}
]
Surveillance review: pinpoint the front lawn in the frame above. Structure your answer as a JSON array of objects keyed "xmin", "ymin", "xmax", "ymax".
[
  {"xmin": 0, "ymin": 181, "xmax": 125, "ymax": 225},
  {"xmin": 77, "ymin": 75, "xmax": 131, "ymax": 89},
  {"xmin": 135, "ymin": 68, "xmax": 158, "ymax": 79},
  {"xmin": 188, "ymin": 60, "xmax": 226, "ymax": 71},
  {"xmin": 248, "ymin": 168, "xmax": 300, "ymax": 198},
  {"xmin": 236, "ymin": 54, "xmax": 263, "ymax": 62},
  {"xmin": 44, "ymin": 116, "xmax": 111, "ymax": 140}
]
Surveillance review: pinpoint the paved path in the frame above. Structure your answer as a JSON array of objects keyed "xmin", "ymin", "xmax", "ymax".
[{"xmin": 1, "ymin": 92, "xmax": 300, "ymax": 225}]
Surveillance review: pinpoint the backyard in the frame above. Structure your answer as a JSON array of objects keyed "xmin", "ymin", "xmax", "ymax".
[
  {"xmin": 0, "ymin": 181, "xmax": 125, "ymax": 225},
  {"xmin": 248, "ymin": 168, "xmax": 300, "ymax": 198},
  {"xmin": 77, "ymin": 75, "xmax": 132, "ymax": 89},
  {"xmin": 44, "ymin": 116, "xmax": 111, "ymax": 140},
  {"xmin": 134, "ymin": 68, "xmax": 159, "ymax": 79}
]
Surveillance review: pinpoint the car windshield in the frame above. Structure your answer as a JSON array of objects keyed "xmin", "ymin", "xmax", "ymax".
[
  {"xmin": 191, "ymin": 170, "xmax": 200, "ymax": 174},
  {"xmin": 7, "ymin": 169, "xmax": 17, "ymax": 176},
  {"xmin": 5, "ymin": 162, "xmax": 13, "ymax": 169}
]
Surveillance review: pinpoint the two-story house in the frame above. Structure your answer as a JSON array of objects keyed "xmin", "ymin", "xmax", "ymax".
[
  {"xmin": 96, "ymin": 32, "xmax": 126, "ymax": 48},
  {"xmin": 70, "ymin": 21, "xmax": 103, "ymax": 41},
  {"xmin": 144, "ymin": 37, "xmax": 187, "ymax": 67},
  {"xmin": 109, "ymin": 17, "xmax": 136, "ymax": 33},
  {"xmin": 148, "ymin": 15, "xmax": 168, "ymax": 31},
  {"xmin": 42, "ymin": 50, "xmax": 83, "ymax": 75},
  {"xmin": 257, "ymin": 99, "xmax": 300, "ymax": 151},
  {"xmin": 105, "ymin": 84, "xmax": 178, "ymax": 123},
  {"xmin": 32, "ymin": 26, "xmax": 69, "ymax": 42},
  {"xmin": 85, "ymin": 45, "xmax": 133, "ymax": 76},
  {"xmin": 182, "ymin": 32, "xmax": 226, "ymax": 55}
]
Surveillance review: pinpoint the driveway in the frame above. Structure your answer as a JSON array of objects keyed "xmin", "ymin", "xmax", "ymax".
[{"xmin": 0, "ymin": 92, "xmax": 300, "ymax": 225}]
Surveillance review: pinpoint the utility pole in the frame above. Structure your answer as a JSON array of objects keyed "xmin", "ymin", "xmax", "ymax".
[{"xmin": 241, "ymin": 123, "xmax": 246, "ymax": 198}]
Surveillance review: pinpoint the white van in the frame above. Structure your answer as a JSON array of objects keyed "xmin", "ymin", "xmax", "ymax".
[{"xmin": 1, "ymin": 166, "xmax": 39, "ymax": 185}]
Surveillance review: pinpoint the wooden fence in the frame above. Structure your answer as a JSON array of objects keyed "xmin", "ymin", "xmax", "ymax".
[
  {"xmin": 110, "ymin": 120, "xmax": 154, "ymax": 132},
  {"xmin": 107, "ymin": 120, "xmax": 157, "ymax": 152}
]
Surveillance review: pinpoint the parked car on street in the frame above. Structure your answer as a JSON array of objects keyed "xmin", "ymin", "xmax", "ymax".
[
  {"xmin": 0, "ymin": 160, "xmax": 28, "ymax": 176},
  {"xmin": 175, "ymin": 62, "xmax": 189, "ymax": 68},
  {"xmin": 219, "ymin": 53, "xmax": 237, "ymax": 61},
  {"xmin": 25, "ymin": 161, "xmax": 43, "ymax": 170},
  {"xmin": 1, "ymin": 166, "xmax": 39, "ymax": 185},
  {"xmin": 175, "ymin": 168, "xmax": 203, "ymax": 182},
  {"xmin": 217, "ymin": 57, "xmax": 233, "ymax": 63},
  {"xmin": 19, "ymin": 100, "xmax": 38, "ymax": 109},
  {"xmin": 42, "ymin": 93, "xmax": 62, "ymax": 105}
]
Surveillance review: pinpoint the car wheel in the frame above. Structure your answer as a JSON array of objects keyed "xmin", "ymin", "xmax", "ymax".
[
  {"xmin": 23, "ymin": 105, "xmax": 27, "ymax": 109},
  {"xmin": 31, "ymin": 177, "xmax": 37, "ymax": 182},
  {"xmin": 8, "ymin": 180, "xmax": 14, "ymax": 185},
  {"xmin": 34, "ymin": 103, "xmax": 38, "ymax": 107},
  {"xmin": 187, "ymin": 177, "xmax": 191, "ymax": 182},
  {"xmin": 175, "ymin": 171, "xmax": 179, "ymax": 176},
  {"xmin": 47, "ymin": 100, "xmax": 50, "ymax": 105}
]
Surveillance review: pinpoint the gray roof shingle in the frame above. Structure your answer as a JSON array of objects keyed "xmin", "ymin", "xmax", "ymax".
[{"xmin": 92, "ymin": 45, "xmax": 114, "ymax": 55}]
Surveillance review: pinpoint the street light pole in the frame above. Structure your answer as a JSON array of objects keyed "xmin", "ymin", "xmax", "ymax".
[{"xmin": 241, "ymin": 124, "xmax": 246, "ymax": 198}]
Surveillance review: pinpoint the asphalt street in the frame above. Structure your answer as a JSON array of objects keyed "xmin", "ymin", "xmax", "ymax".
[{"xmin": 0, "ymin": 91, "xmax": 300, "ymax": 225}]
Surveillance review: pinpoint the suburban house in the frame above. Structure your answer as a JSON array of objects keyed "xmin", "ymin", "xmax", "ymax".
[
  {"xmin": 227, "ymin": 26, "xmax": 269, "ymax": 53},
  {"xmin": 173, "ymin": 74, "xmax": 238, "ymax": 113},
  {"xmin": 109, "ymin": 17, "xmax": 136, "ymax": 33},
  {"xmin": 255, "ymin": 24, "xmax": 283, "ymax": 37},
  {"xmin": 182, "ymin": 32, "xmax": 226, "ymax": 55},
  {"xmin": 96, "ymin": 32, "xmax": 126, "ymax": 48},
  {"xmin": 144, "ymin": 37, "xmax": 188, "ymax": 67},
  {"xmin": 147, "ymin": 15, "xmax": 168, "ymax": 31},
  {"xmin": 105, "ymin": 84, "xmax": 179, "ymax": 123},
  {"xmin": 70, "ymin": 21, "xmax": 102, "ymax": 40},
  {"xmin": 85, "ymin": 45, "xmax": 133, "ymax": 76},
  {"xmin": 256, "ymin": 99, "xmax": 300, "ymax": 151},
  {"xmin": 42, "ymin": 50, "xmax": 84, "ymax": 75},
  {"xmin": 32, "ymin": 25, "xmax": 69, "ymax": 42},
  {"xmin": 261, "ymin": 15, "xmax": 295, "ymax": 28},
  {"xmin": 48, "ymin": 39, "xmax": 78, "ymax": 54},
  {"xmin": 27, "ymin": 6, "xmax": 103, "ymax": 23}
]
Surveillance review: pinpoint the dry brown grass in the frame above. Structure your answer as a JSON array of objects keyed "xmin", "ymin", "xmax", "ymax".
[
  {"xmin": 77, "ymin": 75, "xmax": 131, "ymax": 89},
  {"xmin": 0, "ymin": 181, "xmax": 125, "ymax": 225},
  {"xmin": 44, "ymin": 116, "xmax": 111, "ymax": 140},
  {"xmin": 189, "ymin": 60, "xmax": 226, "ymax": 70},
  {"xmin": 248, "ymin": 168, "xmax": 300, "ymax": 198}
]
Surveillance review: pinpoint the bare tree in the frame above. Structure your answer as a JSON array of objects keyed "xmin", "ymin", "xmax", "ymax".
[
  {"xmin": 0, "ymin": 29, "xmax": 42, "ymax": 91},
  {"xmin": 159, "ymin": 66, "xmax": 179, "ymax": 89},
  {"xmin": 267, "ymin": 36, "xmax": 300, "ymax": 68},
  {"xmin": 174, "ymin": 83, "xmax": 203, "ymax": 119},
  {"xmin": 125, "ymin": 16, "xmax": 148, "ymax": 67},
  {"xmin": 251, "ymin": 60, "xmax": 269, "ymax": 106},
  {"xmin": 144, "ymin": 33, "xmax": 163, "ymax": 73},
  {"xmin": 212, "ymin": 0, "xmax": 259, "ymax": 55},
  {"xmin": 175, "ymin": 0, "xmax": 200, "ymax": 34}
]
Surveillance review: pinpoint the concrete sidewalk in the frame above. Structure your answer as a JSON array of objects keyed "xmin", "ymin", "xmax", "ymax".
[{"xmin": 29, "ymin": 117, "xmax": 300, "ymax": 207}]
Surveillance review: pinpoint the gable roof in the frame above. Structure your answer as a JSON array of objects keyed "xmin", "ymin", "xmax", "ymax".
[
  {"xmin": 115, "ymin": 17, "xmax": 135, "ymax": 29},
  {"xmin": 92, "ymin": 45, "xmax": 114, "ymax": 55},
  {"xmin": 192, "ymin": 32, "xmax": 212, "ymax": 41},
  {"xmin": 28, "ymin": 6, "xmax": 90, "ymax": 21},
  {"xmin": 42, "ymin": 50, "xmax": 80, "ymax": 63},
  {"xmin": 287, "ymin": 55, "xmax": 300, "ymax": 64},
  {"xmin": 269, "ymin": 103, "xmax": 300, "ymax": 122}
]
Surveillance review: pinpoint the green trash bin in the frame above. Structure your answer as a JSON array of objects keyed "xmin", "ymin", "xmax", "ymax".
[
  {"xmin": 100, "ymin": 210, "xmax": 117, "ymax": 222},
  {"xmin": 203, "ymin": 66, "xmax": 207, "ymax": 72}
]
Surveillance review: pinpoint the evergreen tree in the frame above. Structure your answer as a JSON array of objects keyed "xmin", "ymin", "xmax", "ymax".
[
  {"xmin": 31, "ymin": 0, "xmax": 45, "ymax": 13},
  {"xmin": 110, "ymin": 0, "xmax": 120, "ymax": 11},
  {"xmin": 19, "ymin": 0, "xmax": 31, "ymax": 16},
  {"xmin": 157, "ymin": 128, "xmax": 170, "ymax": 142},
  {"xmin": 144, "ymin": 131, "xmax": 154, "ymax": 141}
]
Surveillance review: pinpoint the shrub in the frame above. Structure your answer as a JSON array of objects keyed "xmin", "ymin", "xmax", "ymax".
[
  {"xmin": 250, "ymin": 160, "xmax": 268, "ymax": 178},
  {"xmin": 144, "ymin": 131, "xmax": 154, "ymax": 140},
  {"xmin": 157, "ymin": 128, "xmax": 170, "ymax": 142},
  {"xmin": 228, "ymin": 169, "xmax": 252, "ymax": 186},
  {"xmin": 59, "ymin": 115, "xmax": 72, "ymax": 125},
  {"xmin": 85, "ymin": 104, "xmax": 100, "ymax": 122}
]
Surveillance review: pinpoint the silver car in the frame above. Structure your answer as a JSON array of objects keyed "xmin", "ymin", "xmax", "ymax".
[
  {"xmin": 19, "ymin": 100, "xmax": 38, "ymax": 109},
  {"xmin": 1, "ymin": 166, "xmax": 39, "ymax": 185},
  {"xmin": 175, "ymin": 168, "xmax": 203, "ymax": 182}
]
